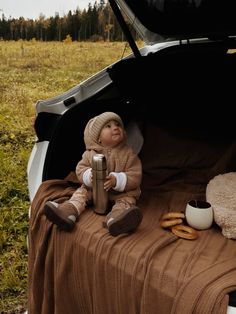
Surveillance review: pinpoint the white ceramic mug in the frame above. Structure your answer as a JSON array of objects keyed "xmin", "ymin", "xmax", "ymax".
[{"xmin": 185, "ymin": 200, "xmax": 213, "ymax": 230}]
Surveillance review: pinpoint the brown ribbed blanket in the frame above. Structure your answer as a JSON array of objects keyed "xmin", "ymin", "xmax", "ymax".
[{"xmin": 28, "ymin": 172, "xmax": 236, "ymax": 314}]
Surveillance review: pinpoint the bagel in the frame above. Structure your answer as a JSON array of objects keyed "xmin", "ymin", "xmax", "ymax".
[
  {"xmin": 160, "ymin": 212, "xmax": 185, "ymax": 228},
  {"xmin": 171, "ymin": 224, "xmax": 198, "ymax": 240}
]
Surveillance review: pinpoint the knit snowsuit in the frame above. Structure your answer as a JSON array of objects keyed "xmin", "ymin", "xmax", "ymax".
[{"xmin": 69, "ymin": 114, "xmax": 142, "ymax": 214}]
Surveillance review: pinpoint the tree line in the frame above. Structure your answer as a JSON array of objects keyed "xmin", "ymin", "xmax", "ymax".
[{"xmin": 0, "ymin": 1, "xmax": 139, "ymax": 42}]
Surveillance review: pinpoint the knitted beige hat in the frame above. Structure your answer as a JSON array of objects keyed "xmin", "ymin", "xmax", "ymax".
[{"xmin": 88, "ymin": 112, "xmax": 124, "ymax": 143}]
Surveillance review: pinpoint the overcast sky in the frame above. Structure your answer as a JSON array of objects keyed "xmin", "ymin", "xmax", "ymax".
[{"xmin": 0, "ymin": 0, "xmax": 96, "ymax": 19}]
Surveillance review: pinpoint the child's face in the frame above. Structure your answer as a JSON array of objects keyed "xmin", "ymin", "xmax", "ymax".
[{"xmin": 99, "ymin": 120, "xmax": 124, "ymax": 148}]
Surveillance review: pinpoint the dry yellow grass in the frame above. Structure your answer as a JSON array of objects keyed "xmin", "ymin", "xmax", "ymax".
[{"xmin": 0, "ymin": 40, "xmax": 137, "ymax": 128}]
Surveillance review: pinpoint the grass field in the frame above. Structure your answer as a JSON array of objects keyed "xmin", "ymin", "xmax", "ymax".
[{"xmin": 0, "ymin": 40, "xmax": 142, "ymax": 313}]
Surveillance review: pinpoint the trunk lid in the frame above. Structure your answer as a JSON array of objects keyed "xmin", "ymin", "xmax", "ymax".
[{"xmin": 109, "ymin": 0, "xmax": 236, "ymax": 46}]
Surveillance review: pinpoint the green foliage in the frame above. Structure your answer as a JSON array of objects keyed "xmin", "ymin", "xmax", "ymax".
[
  {"xmin": 0, "ymin": 2, "xmax": 130, "ymax": 42},
  {"xmin": 0, "ymin": 40, "xmax": 142, "ymax": 313}
]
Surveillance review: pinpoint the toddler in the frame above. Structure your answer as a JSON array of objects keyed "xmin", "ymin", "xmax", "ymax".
[{"xmin": 44, "ymin": 112, "xmax": 143, "ymax": 236}]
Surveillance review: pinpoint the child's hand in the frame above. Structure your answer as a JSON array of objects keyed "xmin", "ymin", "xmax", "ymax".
[{"xmin": 104, "ymin": 175, "xmax": 116, "ymax": 191}]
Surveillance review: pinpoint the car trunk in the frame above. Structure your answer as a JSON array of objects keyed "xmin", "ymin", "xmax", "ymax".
[
  {"xmin": 42, "ymin": 42, "xmax": 236, "ymax": 182},
  {"xmin": 28, "ymin": 43, "xmax": 236, "ymax": 310},
  {"xmin": 28, "ymin": 1, "xmax": 236, "ymax": 310}
]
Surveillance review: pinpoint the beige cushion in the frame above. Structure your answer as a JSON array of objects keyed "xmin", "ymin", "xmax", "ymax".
[{"xmin": 206, "ymin": 172, "xmax": 236, "ymax": 239}]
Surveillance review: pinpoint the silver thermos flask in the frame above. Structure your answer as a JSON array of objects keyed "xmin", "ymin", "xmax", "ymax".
[{"xmin": 92, "ymin": 154, "xmax": 109, "ymax": 214}]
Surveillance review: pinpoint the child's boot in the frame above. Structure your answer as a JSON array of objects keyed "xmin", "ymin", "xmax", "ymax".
[
  {"xmin": 44, "ymin": 201, "xmax": 79, "ymax": 231},
  {"xmin": 104, "ymin": 201, "xmax": 143, "ymax": 236}
]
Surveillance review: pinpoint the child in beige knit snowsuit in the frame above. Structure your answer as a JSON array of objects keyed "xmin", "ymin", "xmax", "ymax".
[{"xmin": 44, "ymin": 112, "xmax": 143, "ymax": 236}]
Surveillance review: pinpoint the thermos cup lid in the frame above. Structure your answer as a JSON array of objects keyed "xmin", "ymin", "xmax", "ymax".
[{"xmin": 92, "ymin": 154, "xmax": 107, "ymax": 171}]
